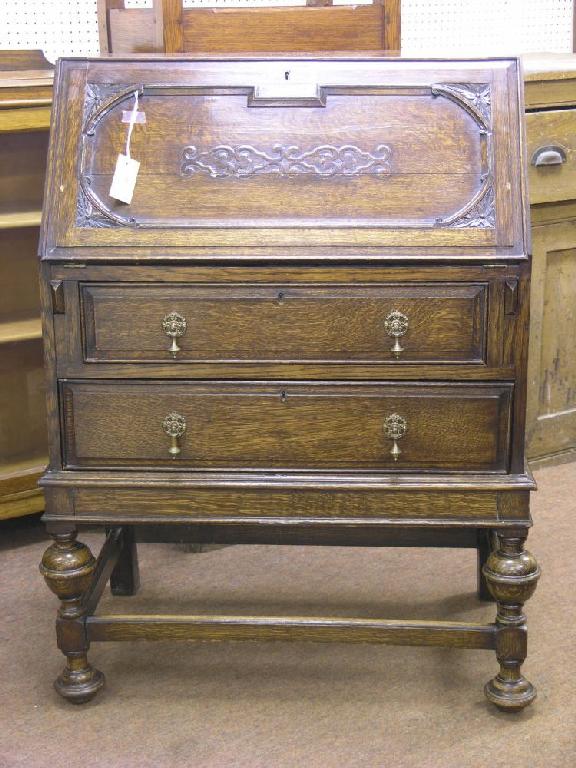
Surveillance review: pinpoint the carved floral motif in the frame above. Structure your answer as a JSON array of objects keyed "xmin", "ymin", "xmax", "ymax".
[
  {"xmin": 431, "ymin": 83, "xmax": 492, "ymax": 127},
  {"xmin": 181, "ymin": 143, "xmax": 392, "ymax": 179},
  {"xmin": 450, "ymin": 183, "xmax": 496, "ymax": 229},
  {"xmin": 383, "ymin": 413, "xmax": 408, "ymax": 440}
]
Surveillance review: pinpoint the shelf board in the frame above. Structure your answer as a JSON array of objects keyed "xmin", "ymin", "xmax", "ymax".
[
  {"xmin": 0, "ymin": 209, "xmax": 42, "ymax": 229},
  {"xmin": 0, "ymin": 317, "xmax": 42, "ymax": 344},
  {"xmin": 0, "ymin": 456, "xmax": 47, "ymax": 499},
  {"xmin": 0, "ymin": 488, "xmax": 44, "ymax": 520}
]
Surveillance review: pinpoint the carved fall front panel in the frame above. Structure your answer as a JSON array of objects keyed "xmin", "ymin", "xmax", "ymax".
[{"xmin": 78, "ymin": 83, "xmax": 494, "ymax": 232}]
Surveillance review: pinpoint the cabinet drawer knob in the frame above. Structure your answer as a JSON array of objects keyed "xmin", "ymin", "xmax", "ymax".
[
  {"xmin": 531, "ymin": 145, "xmax": 567, "ymax": 167},
  {"xmin": 384, "ymin": 413, "xmax": 407, "ymax": 462},
  {"xmin": 384, "ymin": 310, "xmax": 409, "ymax": 358},
  {"xmin": 162, "ymin": 311, "xmax": 187, "ymax": 358},
  {"xmin": 162, "ymin": 412, "xmax": 186, "ymax": 458}
]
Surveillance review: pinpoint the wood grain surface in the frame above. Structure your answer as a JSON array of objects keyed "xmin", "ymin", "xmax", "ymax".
[
  {"xmin": 40, "ymin": 57, "xmax": 526, "ymax": 256},
  {"xmin": 37, "ymin": 56, "xmax": 536, "ymax": 709},
  {"xmin": 60, "ymin": 380, "xmax": 512, "ymax": 472},
  {"xmin": 80, "ymin": 281, "xmax": 487, "ymax": 365}
]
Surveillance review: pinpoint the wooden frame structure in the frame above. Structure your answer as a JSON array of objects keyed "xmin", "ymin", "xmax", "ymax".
[
  {"xmin": 43, "ymin": 523, "xmax": 533, "ymax": 705},
  {"xmin": 38, "ymin": 55, "xmax": 538, "ymax": 712},
  {"xmin": 97, "ymin": 0, "xmax": 401, "ymax": 55}
]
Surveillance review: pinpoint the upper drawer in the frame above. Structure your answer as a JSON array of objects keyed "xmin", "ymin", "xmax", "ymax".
[
  {"xmin": 526, "ymin": 109, "xmax": 576, "ymax": 204},
  {"xmin": 80, "ymin": 282, "xmax": 487, "ymax": 366},
  {"xmin": 41, "ymin": 57, "xmax": 527, "ymax": 259},
  {"xmin": 60, "ymin": 381, "xmax": 512, "ymax": 472}
]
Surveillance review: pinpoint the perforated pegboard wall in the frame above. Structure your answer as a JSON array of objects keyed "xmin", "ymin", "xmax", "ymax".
[
  {"xmin": 1, "ymin": 1, "xmax": 101, "ymax": 62},
  {"xmin": 402, "ymin": 0, "xmax": 574, "ymax": 56},
  {"xmin": 0, "ymin": 0, "xmax": 573, "ymax": 63}
]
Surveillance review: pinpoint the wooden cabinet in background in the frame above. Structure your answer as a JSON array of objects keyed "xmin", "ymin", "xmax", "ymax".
[
  {"xmin": 524, "ymin": 54, "xmax": 576, "ymax": 465},
  {"xmin": 0, "ymin": 50, "xmax": 52, "ymax": 520},
  {"xmin": 97, "ymin": 0, "xmax": 401, "ymax": 55}
]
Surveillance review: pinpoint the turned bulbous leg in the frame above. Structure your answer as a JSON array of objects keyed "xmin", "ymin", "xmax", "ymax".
[
  {"xmin": 482, "ymin": 531, "xmax": 540, "ymax": 712},
  {"xmin": 40, "ymin": 531, "xmax": 105, "ymax": 703}
]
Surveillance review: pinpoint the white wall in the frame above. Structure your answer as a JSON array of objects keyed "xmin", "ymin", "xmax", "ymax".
[{"xmin": 0, "ymin": 0, "xmax": 573, "ymax": 63}]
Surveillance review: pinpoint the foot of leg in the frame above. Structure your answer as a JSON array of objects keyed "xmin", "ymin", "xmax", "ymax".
[
  {"xmin": 484, "ymin": 660, "xmax": 536, "ymax": 712},
  {"xmin": 54, "ymin": 653, "xmax": 105, "ymax": 705},
  {"xmin": 482, "ymin": 529, "xmax": 540, "ymax": 712}
]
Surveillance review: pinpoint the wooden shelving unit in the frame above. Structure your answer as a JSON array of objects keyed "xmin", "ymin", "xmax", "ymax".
[
  {"xmin": 0, "ymin": 209, "xmax": 43, "ymax": 229},
  {"xmin": 0, "ymin": 50, "xmax": 52, "ymax": 520}
]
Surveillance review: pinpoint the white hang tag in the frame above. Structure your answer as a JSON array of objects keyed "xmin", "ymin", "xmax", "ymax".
[
  {"xmin": 109, "ymin": 153, "xmax": 140, "ymax": 204},
  {"xmin": 109, "ymin": 90, "xmax": 141, "ymax": 204}
]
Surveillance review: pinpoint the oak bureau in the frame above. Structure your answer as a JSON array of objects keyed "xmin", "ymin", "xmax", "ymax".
[{"xmin": 38, "ymin": 56, "xmax": 539, "ymax": 710}]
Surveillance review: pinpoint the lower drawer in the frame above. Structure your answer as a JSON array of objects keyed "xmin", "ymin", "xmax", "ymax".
[{"xmin": 60, "ymin": 381, "xmax": 512, "ymax": 472}]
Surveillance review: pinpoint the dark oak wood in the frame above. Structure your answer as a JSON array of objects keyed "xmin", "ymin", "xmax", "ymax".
[
  {"xmin": 41, "ymin": 57, "xmax": 526, "ymax": 258},
  {"xmin": 87, "ymin": 614, "xmax": 497, "ymax": 649},
  {"xmin": 39, "ymin": 56, "xmax": 537, "ymax": 711},
  {"xmin": 109, "ymin": 526, "xmax": 140, "ymax": 597},
  {"xmin": 476, "ymin": 529, "xmax": 495, "ymax": 602},
  {"xmin": 80, "ymin": 281, "xmax": 489, "ymax": 365},
  {"xmin": 60, "ymin": 380, "xmax": 513, "ymax": 472}
]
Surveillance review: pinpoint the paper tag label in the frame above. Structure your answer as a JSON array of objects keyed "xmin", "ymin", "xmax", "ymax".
[
  {"xmin": 109, "ymin": 153, "xmax": 140, "ymax": 204},
  {"xmin": 122, "ymin": 110, "xmax": 146, "ymax": 124}
]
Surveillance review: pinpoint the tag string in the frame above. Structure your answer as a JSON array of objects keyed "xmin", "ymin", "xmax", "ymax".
[{"xmin": 125, "ymin": 90, "xmax": 139, "ymax": 160}]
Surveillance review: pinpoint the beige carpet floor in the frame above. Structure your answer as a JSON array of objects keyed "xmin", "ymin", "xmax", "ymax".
[{"xmin": 1, "ymin": 463, "xmax": 575, "ymax": 768}]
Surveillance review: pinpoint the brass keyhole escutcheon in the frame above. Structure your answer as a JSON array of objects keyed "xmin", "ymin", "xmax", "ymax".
[
  {"xmin": 384, "ymin": 310, "xmax": 409, "ymax": 358},
  {"xmin": 162, "ymin": 311, "xmax": 187, "ymax": 358},
  {"xmin": 384, "ymin": 413, "xmax": 407, "ymax": 462},
  {"xmin": 162, "ymin": 412, "xmax": 186, "ymax": 458}
]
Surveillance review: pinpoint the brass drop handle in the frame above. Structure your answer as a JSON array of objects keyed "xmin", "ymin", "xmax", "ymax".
[
  {"xmin": 531, "ymin": 145, "xmax": 567, "ymax": 167},
  {"xmin": 384, "ymin": 310, "xmax": 409, "ymax": 358},
  {"xmin": 162, "ymin": 311, "xmax": 187, "ymax": 358},
  {"xmin": 384, "ymin": 413, "xmax": 407, "ymax": 462},
  {"xmin": 162, "ymin": 412, "xmax": 186, "ymax": 458}
]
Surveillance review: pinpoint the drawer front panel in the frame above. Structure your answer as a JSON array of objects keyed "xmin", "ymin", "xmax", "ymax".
[
  {"xmin": 61, "ymin": 381, "xmax": 512, "ymax": 472},
  {"xmin": 81, "ymin": 282, "xmax": 488, "ymax": 365},
  {"xmin": 526, "ymin": 108, "xmax": 576, "ymax": 204}
]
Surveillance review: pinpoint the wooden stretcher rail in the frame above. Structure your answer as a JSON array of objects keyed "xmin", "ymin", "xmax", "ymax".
[{"xmin": 86, "ymin": 614, "xmax": 498, "ymax": 649}]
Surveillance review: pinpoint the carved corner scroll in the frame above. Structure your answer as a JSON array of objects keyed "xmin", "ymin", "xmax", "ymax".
[
  {"xmin": 78, "ymin": 84, "xmax": 144, "ymax": 228},
  {"xmin": 431, "ymin": 82, "xmax": 495, "ymax": 228},
  {"xmin": 181, "ymin": 144, "xmax": 392, "ymax": 179},
  {"xmin": 441, "ymin": 181, "xmax": 496, "ymax": 229},
  {"xmin": 431, "ymin": 83, "xmax": 491, "ymax": 129},
  {"xmin": 83, "ymin": 83, "xmax": 144, "ymax": 136},
  {"xmin": 77, "ymin": 178, "xmax": 136, "ymax": 228}
]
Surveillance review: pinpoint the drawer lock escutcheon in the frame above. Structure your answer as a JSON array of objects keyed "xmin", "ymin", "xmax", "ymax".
[
  {"xmin": 384, "ymin": 310, "xmax": 409, "ymax": 358},
  {"xmin": 384, "ymin": 413, "xmax": 407, "ymax": 462},
  {"xmin": 162, "ymin": 311, "xmax": 187, "ymax": 358},
  {"xmin": 162, "ymin": 412, "xmax": 186, "ymax": 458}
]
